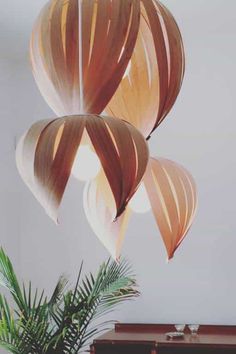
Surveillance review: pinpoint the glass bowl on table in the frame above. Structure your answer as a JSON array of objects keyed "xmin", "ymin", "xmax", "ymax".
[
  {"xmin": 166, "ymin": 324, "xmax": 186, "ymax": 340},
  {"xmin": 175, "ymin": 324, "xmax": 186, "ymax": 333},
  {"xmin": 188, "ymin": 324, "xmax": 200, "ymax": 336}
]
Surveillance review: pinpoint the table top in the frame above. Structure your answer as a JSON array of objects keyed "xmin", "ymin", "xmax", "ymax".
[{"xmin": 94, "ymin": 324, "xmax": 236, "ymax": 348}]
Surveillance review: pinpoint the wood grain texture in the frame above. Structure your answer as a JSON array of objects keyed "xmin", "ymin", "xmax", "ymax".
[
  {"xmin": 30, "ymin": 0, "xmax": 140, "ymax": 116},
  {"xmin": 30, "ymin": 0, "xmax": 184, "ymax": 139},
  {"xmin": 92, "ymin": 324, "xmax": 236, "ymax": 354},
  {"xmin": 83, "ymin": 172, "xmax": 131, "ymax": 260},
  {"xmin": 106, "ymin": 0, "xmax": 185, "ymax": 139},
  {"xmin": 82, "ymin": 154, "xmax": 197, "ymax": 260},
  {"xmin": 143, "ymin": 157, "xmax": 197, "ymax": 260},
  {"xmin": 16, "ymin": 115, "xmax": 149, "ymax": 223}
]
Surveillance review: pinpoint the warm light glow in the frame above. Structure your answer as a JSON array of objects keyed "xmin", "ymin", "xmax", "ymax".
[
  {"xmin": 72, "ymin": 145, "xmax": 101, "ymax": 181},
  {"xmin": 129, "ymin": 183, "xmax": 151, "ymax": 214},
  {"xmin": 123, "ymin": 60, "xmax": 132, "ymax": 78}
]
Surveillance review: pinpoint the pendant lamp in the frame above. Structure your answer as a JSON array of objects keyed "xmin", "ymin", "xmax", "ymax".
[
  {"xmin": 84, "ymin": 157, "xmax": 197, "ymax": 260},
  {"xmin": 16, "ymin": 0, "xmax": 197, "ymax": 261},
  {"xmin": 16, "ymin": 115, "xmax": 149, "ymax": 223},
  {"xmin": 30, "ymin": 0, "xmax": 184, "ymax": 139}
]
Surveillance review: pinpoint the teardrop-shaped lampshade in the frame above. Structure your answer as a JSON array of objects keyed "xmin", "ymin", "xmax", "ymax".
[
  {"xmin": 16, "ymin": 115, "xmax": 149, "ymax": 223},
  {"xmin": 144, "ymin": 158, "xmax": 197, "ymax": 259},
  {"xmin": 83, "ymin": 172, "xmax": 131, "ymax": 260},
  {"xmin": 106, "ymin": 0, "xmax": 185, "ymax": 138},
  {"xmin": 30, "ymin": 0, "xmax": 140, "ymax": 116}
]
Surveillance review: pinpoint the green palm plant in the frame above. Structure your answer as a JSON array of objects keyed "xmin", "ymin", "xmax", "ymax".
[{"xmin": 0, "ymin": 248, "xmax": 139, "ymax": 354}]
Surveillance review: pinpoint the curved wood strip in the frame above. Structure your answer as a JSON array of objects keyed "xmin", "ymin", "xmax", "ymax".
[
  {"xmin": 85, "ymin": 0, "xmax": 140, "ymax": 113},
  {"xmin": 153, "ymin": 0, "xmax": 185, "ymax": 127},
  {"xmin": 144, "ymin": 161, "xmax": 174, "ymax": 254},
  {"xmin": 174, "ymin": 163, "xmax": 198, "ymax": 243},
  {"xmin": 34, "ymin": 117, "xmax": 86, "ymax": 222},
  {"xmin": 85, "ymin": 115, "xmax": 123, "ymax": 215},
  {"xmin": 142, "ymin": 0, "xmax": 168, "ymax": 121},
  {"xmin": 151, "ymin": 160, "xmax": 180, "ymax": 249},
  {"xmin": 106, "ymin": 0, "xmax": 185, "ymax": 139},
  {"xmin": 50, "ymin": 1, "xmax": 69, "ymax": 93},
  {"xmin": 103, "ymin": 116, "xmax": 137, "ymax": 207},
  {"xmin": 40, "ymin": 0, "xmax": 71, "ymax": 112},
  {"xmin": 144, "ymin": 157, "xmax": 197, "ymax": 260},
  {"xmin": 16, "ymin": 119, "xmax": 55, "ymax": 196},
  {"xmin": 106, "ymin": 4, "xmax": 159, "ymax": 139},
  {"xmin": 83, "ymin": 172, "xmax": 131, "ymax": 260},
  {"xmin": 30, "ymin": 5, "xmax": 66, "ymax": 115},
  {"xmin": 65, "ymin": 0, "xmax": 80, "ymax": 109},
  {"xmin": 126, "ymin": 122, "xmax": 150, "ymax": 190},
  {"xmin": 86, "ymin": 115, "xmax": 149, "ymax": 218},
  {"xmin": 159, "ymin": 159, "xmax": 187, "ymax": 241}
]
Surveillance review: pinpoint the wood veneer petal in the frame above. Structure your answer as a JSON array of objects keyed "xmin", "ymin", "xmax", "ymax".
[
  {"xmin": 106, "ymin": 0, "xmax": 185, "ymax": 139},
  {"xmin": 144, "ymin": 157, "xmax": 197, "ymax": 260},
  {"xmin": 16, "ymin": 115, "xmax": 149, "ymax": 224},
  {"xmin": 34, "ymin": 117, "xmax": 86, "ymax": 222},
  {"xmin": 83, "ymin": 172, "xmax": 131, "ymax": 260},
  {"xmin": 30, "ymin": 0, "xmax": 140, "ymax": 116},
  {"xmin": 87, "ymin": 115, "xmax": 149, "ymax": 218}
]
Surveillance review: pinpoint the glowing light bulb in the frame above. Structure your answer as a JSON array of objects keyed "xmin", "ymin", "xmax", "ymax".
[
  {"xmin": 72, "ymin": 145, "xmax": 101, "ymax": 181},
  {"xmin": 129, "ymin": 183, "xmax": 151, "ymax": 214}
]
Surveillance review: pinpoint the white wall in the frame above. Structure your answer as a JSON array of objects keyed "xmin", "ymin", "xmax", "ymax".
[{"xmin": 0, "ymin": 1, "xmax": 236, "ymax": 352}]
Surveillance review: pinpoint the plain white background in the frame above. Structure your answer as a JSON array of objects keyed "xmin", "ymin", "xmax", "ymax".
[{"xmin": 0, "ymin": 0, "xmax": 236, "ymax": 352}]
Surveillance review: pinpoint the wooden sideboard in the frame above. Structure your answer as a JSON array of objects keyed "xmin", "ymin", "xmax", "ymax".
[{"xmin": 91, "ymin": 323, "xmax": 236, "ymax": 354}]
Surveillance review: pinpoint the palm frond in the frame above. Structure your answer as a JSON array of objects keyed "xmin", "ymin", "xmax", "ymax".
[
  {"xmin": 0, "ymin": 248, "xmax": 139, "ymax": 354},
  {"xmin": 48, "ymin": 276, "xmax": 68, "ymax": 315},
  {"xmin": 0, "ymin": 294, "xmax": 27, "ymax": 354},
  {"xmin": 68, "ymin": 258, "xmax": 139, "ymax": 352},
  {"xmin": 0, "ymin": 248, "xmax": 26, "ymax": 314}
]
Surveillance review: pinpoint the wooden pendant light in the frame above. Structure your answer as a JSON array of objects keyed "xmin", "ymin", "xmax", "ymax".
[
  {"xmin": 83, "ymin": 172, "xmax": 131, "ymax": 260},
  {"xmin": 16, "ymin": 115, "xmax": 149, "ymax": 223},
  {"xmin": 16, "ymin": 0, "xmax": 196, "ymax": 260},
  {"xmin": 106, "ymin": 0, "xmax": 185, "ymax": 139},
  {"xmin": 143, "ymin": 158, "xmax": 197, "ymax": 260},
  {"xmin": 30, "ymin": 0, "xmax": 184, "ymax": 139},
  {"xmin": 30, "ymin": 0, "xmax": 140, "ymax": 116},
  {"xmin": 83, "ymin": 156, "xmax": 197, "ymax": 260}
]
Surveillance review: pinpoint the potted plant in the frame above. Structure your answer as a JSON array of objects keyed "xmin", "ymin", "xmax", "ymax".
[{"xmin": 0, "ymin": 248, "xmax": 139, "ymax": 353}]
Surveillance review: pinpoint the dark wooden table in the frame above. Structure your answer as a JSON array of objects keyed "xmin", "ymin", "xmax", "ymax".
[{"xmin": 91, "ymin": 323, "xmax": 236, "ymax": 354}]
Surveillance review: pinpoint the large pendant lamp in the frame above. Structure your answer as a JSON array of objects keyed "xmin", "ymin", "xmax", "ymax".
[
  {"xmin": 30, "ymin": 0, "xmax": 184, "ymax": 139},
  {"xmin": 16, "ymin": 0, "xmax": 197, "ymax": 261}
]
